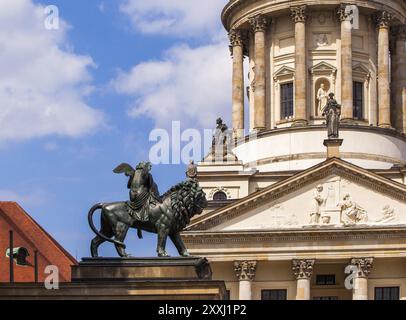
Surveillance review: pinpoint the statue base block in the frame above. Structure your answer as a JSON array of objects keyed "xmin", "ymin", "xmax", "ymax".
[
  {"xmin": 71, "ymin": 257, "xmax": 213, "ymax": 281},
  {"xmin": 0, "ymin": 257, "xmax": 227, "ymax": 300},
  {"xmin": 324, "ymin": 138, "xmax": 343, "ymax": 159}
]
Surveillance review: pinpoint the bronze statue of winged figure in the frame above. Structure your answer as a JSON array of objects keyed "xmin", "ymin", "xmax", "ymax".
[{"xmin": 88, "ymin": 161, "xmax": 207, "ymax": 257}]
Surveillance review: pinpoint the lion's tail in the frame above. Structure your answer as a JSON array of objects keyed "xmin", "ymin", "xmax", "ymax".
[{"xmin": 88, "ymin": 203, "xmax": 126, "ymax": 248}]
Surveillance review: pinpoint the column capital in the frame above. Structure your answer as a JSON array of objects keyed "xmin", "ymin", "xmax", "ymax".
[
  {"xmin": 292, "ymin": 259, "xmax": 315, "ymax": 280},
  {"xmin": 234, "ymin": 260, "xmax": 257, "ymax": 281},
  {"xmin": 337, "ymin": 4, "xmax": 353, "ymax": 22},
  {"xmin": 228, "ymin": 29, "xmax": 245, "ymax": 47},
  {"xmin": 350, "ymin": 257, "xmax": 374, "ymax": 278},
  {"xmin": 248, "ymin": 14, "xmax": 269, "ymax": 33},
  {"xmin": 290, "ymin": 5, "xmax": 307, "ymax": 23},
  {"xmin": 374, "ymin": 11, "xmax": 393, "ymax": 29}
]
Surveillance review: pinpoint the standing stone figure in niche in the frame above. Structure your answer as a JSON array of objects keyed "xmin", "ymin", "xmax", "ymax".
[
  {"xmin": 309, "ymin": 185, "xmax": 325, "ymax": 225},
  {"xmin": 317, "ymin": 83, "xmax": 329, "ymax": 115},
  {"xmin": 322, "ymin": 93, "xmax": 341, "ymax": 139}
]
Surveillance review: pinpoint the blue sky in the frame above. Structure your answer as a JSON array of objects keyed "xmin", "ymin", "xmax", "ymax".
[{"xmin": 0, "ymin": 0, "xmax": 230, "ymax": 258}]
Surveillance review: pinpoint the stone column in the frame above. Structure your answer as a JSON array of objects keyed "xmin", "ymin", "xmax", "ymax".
[
  {"xmin": 234, "ymin": 260, "xmax": 257, "ymax": 300},
  {"xmin": 290, "ymin": 5, "xmax": 308, "ymax": 126},
  {"xmin": 229, "ymin": 29, "xmax": 245, "ymax": 140},
  {"xmin": 292, "ymin": 259, "xmax": 315, "ymax": 300},
  {"xmin": 249, "ymin": 15, "xmax": 269, "ymax": 131},
  {"xmin": 350, "ymin": 257, "xmax": 374, "ymax": 300},
  {"xmin": 338, "ymin": 4, "xmax": 354, "ymax": 122},
  {"xmin": 392, "ymin": 25, "xmax": 406, "ymax": 132},
  {"xmin": 375, "ymin": 11, "xmax": 393, "ymax": 128}
]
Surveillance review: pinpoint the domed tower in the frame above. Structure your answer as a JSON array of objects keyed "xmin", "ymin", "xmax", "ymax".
[
  {"xmin": 183, "ymin": 1, "xmax": 406, "ymax": 301},
  {"xmin": 196, "ymin": 0, "xmax": 406, "ymax": 200}
]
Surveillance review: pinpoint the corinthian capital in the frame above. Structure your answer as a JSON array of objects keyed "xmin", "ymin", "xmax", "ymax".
[
  {"xmin": 290, "ymin": 5, "xmax": 307, "ymax": 23},
  {"xmin": 374, "ymin": 11, "xmax": 393, "ymax": 29},
  {"xmin": 229, "ymin": 29, "xmax": 244, "ymax": 47},
  {"xmin": 350, "ymin": 257, "xmax": 374, "ymax": 278},
  {"xmin": 292, "ymin": 259, "xmax": 315, "ymax": 280},
  {"xmin": 249, "ymin": 14, "xmax": 269, "ymax": 33},
  {"xmin": 234, "ymin": 260, "xmax": 257, "ymax": 281}
]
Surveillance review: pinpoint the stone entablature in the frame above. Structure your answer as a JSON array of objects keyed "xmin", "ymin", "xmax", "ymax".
[{"xmin": 222, "ymin": 0, "xmax": 406, "ymax": 30}]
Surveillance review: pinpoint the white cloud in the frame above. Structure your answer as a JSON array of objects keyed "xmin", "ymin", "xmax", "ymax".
[
  {"xmin": 0, "ymin": 0, "xmax": 103, "ymax": 142},
  {"xmin": 111, "ymin": 38, "xmax": 232, "ymax": 129},
  {"xmin": 119, "ymin": 0, "xmax": 228, "ymax": 38}
]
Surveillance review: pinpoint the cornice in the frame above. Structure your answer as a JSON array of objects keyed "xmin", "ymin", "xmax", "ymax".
[
  {"xmin": 182, "ymin": 226, "xmax": 406, "ymax": 244},
  {"xmin": 221, "ymin": 0, "xmax": 406, "ymax": 31},
  {"xmin": 235, "ymin": 124, "xmax": 406, "ymax": 146}
]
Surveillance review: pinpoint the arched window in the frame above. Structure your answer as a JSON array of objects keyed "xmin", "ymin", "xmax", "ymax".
[{"xmin": 213, "ymin": 191, "xmax": 227, "ymax": 201}]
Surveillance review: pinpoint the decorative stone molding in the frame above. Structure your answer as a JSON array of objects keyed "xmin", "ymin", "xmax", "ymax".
[
  {"xmin": 374, "ymin": 11, "xmax": 393, "ymax": 29},
  {"xmin": 292, "ymin": 259, "xmax": 315, "ymax": 280},
  {"xmin": 350, "ymin": 257, "xmax": 374, "ymax": 278},
  {"xmin": 248, "ymin": 14, "xmax": 269, "ymax": 33},
  {"xmin": 290, "ymin": 5, "xmax": 307, "ymax": 23},
  {"xmin": 234, "ymin": 260, "xmax": 257, "ymax": 281}
]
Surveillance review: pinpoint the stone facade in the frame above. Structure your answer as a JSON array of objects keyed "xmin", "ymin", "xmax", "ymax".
[{"xmin": 188, "ymin": 1, "xmax": 406, "ymax": 300}]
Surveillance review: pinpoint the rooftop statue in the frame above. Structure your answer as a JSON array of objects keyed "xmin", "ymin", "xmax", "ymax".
[
  {"xmin": 88, "ymin": 161, "xmax": 207, "ymax": 258},
  {"xmin": 322, "ymin": 93, "xmax": 341, "ymax": 139},
  {"xmin": 206, "ymin": 118, "xmax": 238, "ymax": 162}
]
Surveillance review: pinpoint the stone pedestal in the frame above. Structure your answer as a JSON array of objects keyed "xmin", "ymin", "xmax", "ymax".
[
  {"xmin": 324, "ymin": 139, "xmax": 343, "ymax": 158},
  {"xmin": 72, "ymin": 257, "xmax": 213, "ymax": 281},
  {"xmin": 0, "ymin": 257, "xmax": 227, "ymax": 300}
]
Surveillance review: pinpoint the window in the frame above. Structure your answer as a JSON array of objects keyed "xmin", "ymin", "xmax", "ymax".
[
  {"xmin": 281, "ymin": 82, "xmax": 294, "ymax": 119},
  {"xmin": 375, "ymin": 287, "xmax": 400, "ymax": 300},
  {"xmin": 313, "ymin": 296, "xmax": 339, "ymax": 300},
  {"xmin": 213, "ymin": 191, "xmax": 227, "ymax": 201},
  {"xmin": 261, "ymin": 289, "xmax": 287, "ymax": 300},
  {"xmin": 316, "ymin": 275, "xmax": 336, "ymax": 285},
  {"xmin": 353, "ymin": 81, "xmax": 364, "ymax": 120}
]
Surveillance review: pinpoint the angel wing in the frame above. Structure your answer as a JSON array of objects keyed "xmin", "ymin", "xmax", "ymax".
[{"xmin": 113, "ymin": 163, "xmax": 135, "ymax": 176}]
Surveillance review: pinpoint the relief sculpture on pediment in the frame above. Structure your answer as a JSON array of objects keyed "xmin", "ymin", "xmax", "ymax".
[{"xmin": 338, "ymin": 194, "xmax": 368, "ymax": 225}]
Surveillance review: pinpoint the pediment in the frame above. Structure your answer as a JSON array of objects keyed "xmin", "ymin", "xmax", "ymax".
[
  {"xmin": 273, "ymin": 66, "xmax": 295, "ymax": 80},
  {"xmin": 352, "ymin": 63, "xmax": 370, "ymax": 79},
  {"xmin": 309, "ymin": 61, "xmax": 337, "ymax": 74},
  {"xmin": 187, "ymin": 159, "xmax": 406, "ymax": 232}
]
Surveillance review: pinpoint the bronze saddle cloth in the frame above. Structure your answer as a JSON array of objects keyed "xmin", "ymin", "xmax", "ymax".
[{"xmin": 126, "ymin": 190, "xmax": 161, "ymax": 222}]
